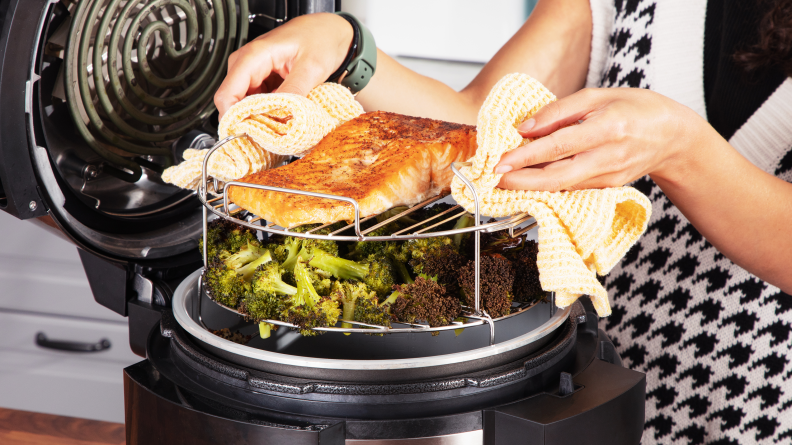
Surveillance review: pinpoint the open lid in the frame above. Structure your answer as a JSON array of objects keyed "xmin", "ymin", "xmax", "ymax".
[{"xmin": 0, "ymin": 0, "xmax": 324, "ymax": 264}]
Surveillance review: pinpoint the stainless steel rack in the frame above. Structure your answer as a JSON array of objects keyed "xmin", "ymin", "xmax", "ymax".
[{"xmin": 196, "ymin": 135, "xmax": 545, "ymax": 343}]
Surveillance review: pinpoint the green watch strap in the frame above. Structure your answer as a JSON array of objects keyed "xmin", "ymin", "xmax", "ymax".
[{"xmin": 335, "ymin": 12, "xmax": 376, "ymax": 93}]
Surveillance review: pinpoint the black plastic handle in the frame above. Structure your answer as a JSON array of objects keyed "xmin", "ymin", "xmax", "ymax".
[{"xmin": 35, "ymin": 332, "xmax": 111, "ymax": 353}]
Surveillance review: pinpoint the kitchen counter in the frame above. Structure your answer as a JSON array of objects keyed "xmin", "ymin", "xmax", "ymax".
[{"xmin": 0, "ymin": 408, "xmax": 124, "ymax": 445}]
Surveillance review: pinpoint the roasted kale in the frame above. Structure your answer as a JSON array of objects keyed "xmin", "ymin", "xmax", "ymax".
[
  {"xmin": 409, "ymin": 244, "xmax": 467, "ymax": 296},
  {"xmin": 459, "ymin": 254, "xmax": 515, "ymax": 318},
  {"xmin": 389, "ymin": 276, "xmax": 461, "ymax": 330},
  {"xmin": 511, "ymin": 240, "xmax": 544, "ymax": 303}
]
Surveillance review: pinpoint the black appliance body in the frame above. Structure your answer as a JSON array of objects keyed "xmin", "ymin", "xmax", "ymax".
[{"xmin": 0, "ymin": 1, "xmax": 646, "ymax": 443}]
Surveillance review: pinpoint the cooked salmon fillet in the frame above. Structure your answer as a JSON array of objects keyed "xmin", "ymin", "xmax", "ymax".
[{"xmin": 228, "ymin": 111, "xmax": 478, "ymax": 228}]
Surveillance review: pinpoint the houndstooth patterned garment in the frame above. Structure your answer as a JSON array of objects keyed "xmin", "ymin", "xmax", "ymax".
[{"xmin": 587, "ymin": 0, "xmax": 792, "ymax": 443}]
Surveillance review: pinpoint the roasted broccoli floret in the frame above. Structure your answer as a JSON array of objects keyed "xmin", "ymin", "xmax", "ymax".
[
  {"xmin": 300, "ymin": 262, "xmax": 333, "ymax": 296},
  {"xmin": 511, "ymin": 240, "xmax": 544, "ymax": 303},
  {"xmin": 459, "ymin": 254, "xmax": 515, "ymax": 318},
  {"xmin": 204, "ymin": 243, "xmax": 273, "ymax": 308},
  {"xmin": 276, "ymin": 236, "xmax": 303, "ymax": 271},
  {"xmin": 331, "ymin": 281, "xmax": 391, "ymax": 334},
  {"xmin": 362, "ymin": 254, "xmax": 397, "ymax": 299},
  {"xmin": 307, "ymin": 249, "xmax": 370, "ymax": 281},
  {"xmin": 412, "ymin": 202, "xmax": 458, "ymax": 231},
  {"xmin": 244, "ymin": 262, "xmax": 297, "ymax": 321},
  {"xmin": 290, "ymin": 224, "xmax": 341, "ymax": 256},
  {"xmin": 354, "ymin": 292, "xmax": 392, "ymax": 329},
  {"xmin": 270, "ymin": 227, "xmax": 340, "ymax": 271},
  {"xmin": 227, "ymin": 243, "xmax": 273, "ymax": 281},
  {"xmin": 409, "ymin": 244, "xmax": 467, "ymax": 296},
  {"xmin": 204, "ymin": 256, "xmax": 248, "ymax": 307},
  {"xmin": 401, "ymin": 236, "xmax": 456, "ymax": 263},
  {"xmin": 200, "ymin": 218, "xmax": 260, "ymax": 260},
  {"xmin": 390, "ymin": 276, "xmax": 461, "ymax": 330},
  {"xmin": 348, "ymin": 227, "xmax": 394, "ymax": 259},
  {"xmin": 348, "ymin": 217, "xmax": 407, "ymax": 260},
  {"xmin": 280, "ymin": 258, "xmax": 341, "ymax": 336}
]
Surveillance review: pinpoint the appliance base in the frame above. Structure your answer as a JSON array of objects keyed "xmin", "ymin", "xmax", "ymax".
[{"xmin": 124, "ymin": 310, "xmax": 644, "ymax": 445}]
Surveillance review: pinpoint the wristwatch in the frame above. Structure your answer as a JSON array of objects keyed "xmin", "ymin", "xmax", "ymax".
[{"xmin": 327, "ymin": 12, "xmax": 377, "ymax": 94}]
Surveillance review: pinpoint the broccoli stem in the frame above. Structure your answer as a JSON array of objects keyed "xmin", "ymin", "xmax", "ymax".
[
  {"xmin": 452, "ymin": 214, "xmax": 476, "ymax": 248},
  {"xmin": 272, "ymin": 277, "xmax": 298, "ymax": 296},
  {"xmin": 225, "ymin": 242, "xmax": 267, "ymax": 270},
  {"xmin": 308, "ymin": 249, "xmax": 369, "ymax": 281},
  {"xmin": 259, "ymin": 322, "xmax": 273, "ymax": 339},
  {"xmin": 340, "ymin": 295, "xmax": 356, "ymax": 334},
  {"xmin": 392, "ymin": 259, "xmax": 414, "ymax": 284},
  {"xmin": 294, "ymin": 260, "xmax": 321, "ymax": 308},
  {"xmin": 281, "ymin": 239, "xmax": 303, "ymax": 271},
  {"xmin": 453, "ymin": 317, "xmax": 467, "ymax": 337},
  {"xmin": 236, "ymin": 250, "xmax": 273, "ymax": 281},
  {"xmin": 382, "ymin": 291, "xmax": 400, "ymax": 307}
]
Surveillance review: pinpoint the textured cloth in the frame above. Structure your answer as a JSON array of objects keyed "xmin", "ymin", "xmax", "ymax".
[
  {"xmin": 451, "ymin": 73, "xmax": 652, "ymax": 317},
  {"xmin": 587, "ymin": 1, "xmax": 792, "ymax": 443},
  {"xmin": 162, "ymin": 83, "xmax": 364, "ymax": 189}
]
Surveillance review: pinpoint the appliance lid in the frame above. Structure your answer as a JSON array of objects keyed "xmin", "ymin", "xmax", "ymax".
[{"xmin": 3, "ymin": 0, "xmax": 254, "ymax": 262}]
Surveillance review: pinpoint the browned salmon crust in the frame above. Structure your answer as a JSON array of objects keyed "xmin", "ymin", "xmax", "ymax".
[{"xmin": 228, "ymin": 111, "xmax": 478, "ymax": 228}]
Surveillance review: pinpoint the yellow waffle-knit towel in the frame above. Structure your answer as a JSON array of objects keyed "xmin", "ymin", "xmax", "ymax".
[
  {"xmin": 451, "ymin": 73, "xmax": 652, "ymax": 316},
  {"xmin": 162, "ymin": 83, "xmax": 364, "ymax": 189}
]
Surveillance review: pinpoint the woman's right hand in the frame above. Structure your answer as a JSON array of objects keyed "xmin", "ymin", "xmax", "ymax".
[{"xmin": 214, "ymin": 13, "xmax": 353, "ymax": 118}]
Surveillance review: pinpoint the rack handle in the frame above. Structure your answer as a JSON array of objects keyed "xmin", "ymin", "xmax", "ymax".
[
  {"xmin": 35, "ymin": 332, "xmax": 111, "ymax": 353},
  {"xmin": 451, "ymin": 162, "xmax": 481, "ymax": 315}
]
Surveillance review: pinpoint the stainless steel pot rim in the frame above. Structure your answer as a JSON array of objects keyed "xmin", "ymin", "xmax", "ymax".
[{"xmin": 173, "ymin": 269, "xmax": 571, "ymax": 371}]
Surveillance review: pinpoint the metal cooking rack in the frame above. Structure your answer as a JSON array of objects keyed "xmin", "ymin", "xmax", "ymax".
[{"xmin": 196, "ymin": 136, "xmax": 546, "ymax": 344}]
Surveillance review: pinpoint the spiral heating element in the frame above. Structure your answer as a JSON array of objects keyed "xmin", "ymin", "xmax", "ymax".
[{"xmin": 64, "ymin": 0, "xmax": 249, "ymax": 181}]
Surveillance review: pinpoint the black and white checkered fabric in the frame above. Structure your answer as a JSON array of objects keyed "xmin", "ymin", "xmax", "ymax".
[{"xmin": 588, "ymin": 0, "xmax": 792, "ymax": 443}]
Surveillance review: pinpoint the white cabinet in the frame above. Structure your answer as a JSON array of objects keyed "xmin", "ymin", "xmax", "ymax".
[
  {"xmin": 0, "ymin": 311, "xmax": 140, "ymax": 423},
  {"xmin": 0, "ymin": 211, "xmax": 138, "ymax": 423}
]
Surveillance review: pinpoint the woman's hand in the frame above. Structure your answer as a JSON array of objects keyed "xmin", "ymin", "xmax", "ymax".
[
  {"xmin": 494, "ymin": 88, "xmax": 715, "ymax": 191},
  {"xmin": 494, "ymin": 87, "xmax": 792, "ymax": 293},
  {"xmin": 214, "ymin": 13, "xmax": 353, "ymax": 118}
]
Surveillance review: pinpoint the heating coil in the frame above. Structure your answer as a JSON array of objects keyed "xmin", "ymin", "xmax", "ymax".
[{"xmin": 64, "ymin": 0, "xmax": 249, "ymax": 181}]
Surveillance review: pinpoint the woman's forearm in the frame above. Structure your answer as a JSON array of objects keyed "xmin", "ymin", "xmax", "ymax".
[
  {"xmin": 356, "ymin": 0, "xmax": 593, "ymax": 124},
  {"xmin": 355, "ymin": 50, "xmax": 482, "ymax": 124},
  {"xmin": 651, "ymin": 126, "xmax": 792, "ymax": 293}
]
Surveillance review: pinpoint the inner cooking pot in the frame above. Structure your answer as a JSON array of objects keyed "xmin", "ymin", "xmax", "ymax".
[{"xmin": 173, "ymin": 269, "xmax": 572, "ymax": 382}]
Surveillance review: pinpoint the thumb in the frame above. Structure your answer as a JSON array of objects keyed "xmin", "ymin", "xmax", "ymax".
[{"xmin": 274, "ymin": 60, "xmax": 329, "ymax": 96}]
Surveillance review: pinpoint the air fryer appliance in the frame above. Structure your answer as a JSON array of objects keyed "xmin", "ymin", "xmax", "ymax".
[{"xmin": 0, "ymin": 1, "xmax": 646, "ymax": 443}]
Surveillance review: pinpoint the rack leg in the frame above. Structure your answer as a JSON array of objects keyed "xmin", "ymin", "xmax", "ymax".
[{"xmin": 196, "ymin": 274, "xmax": 210, "ymax": 331}]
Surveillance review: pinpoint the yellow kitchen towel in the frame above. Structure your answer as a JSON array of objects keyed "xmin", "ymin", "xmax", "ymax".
[
  {"xmin": 163, "ymin": 83, "xmax": 364, "ymax": 189},
  {"xmin": 451, "ymin": 73, "xmax": 652, "ymax": 317}
]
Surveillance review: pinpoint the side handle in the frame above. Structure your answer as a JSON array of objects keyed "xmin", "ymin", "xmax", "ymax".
[{"xmin": 484, "ymin": 332, "xmax": 645, "ymax": 445}]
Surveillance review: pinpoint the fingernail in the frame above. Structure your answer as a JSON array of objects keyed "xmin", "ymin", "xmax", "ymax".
[
  {"xmin": 494, "ymin": 165, "xmax": 513, "ymax": 174},
  {"xmin": 518, "ymin": 118, "xmax": 536, "ymax": 132}
]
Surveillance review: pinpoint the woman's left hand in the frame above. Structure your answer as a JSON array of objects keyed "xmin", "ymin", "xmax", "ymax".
[{"xmin": 494, "ymin": 88, "xmax": 711, "ymax": 191}]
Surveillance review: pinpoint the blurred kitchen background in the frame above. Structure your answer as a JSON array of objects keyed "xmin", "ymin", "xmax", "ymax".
[
  {"xmin": 345, "ymin": 0, "xmax": 536, "ymax": 90},
  {"xmin": 0, "ymin": 0, "xmax": 535, "ymax": 424}
]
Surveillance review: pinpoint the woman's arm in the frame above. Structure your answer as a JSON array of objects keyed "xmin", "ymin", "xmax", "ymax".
[
  {"xmin": 215, "ymin": 0, "xmax": 593, "ymax": 122},
  {"xmin": 651, "ymin": 124, "xmax": 792, "ymax": 294},
  {"xmin": 357, "ymin": 0, "xmax": 593, "ymax": 124},
  {"xmin": 494, "ymin": 87, "xmax": 792, "ymax": 293}
]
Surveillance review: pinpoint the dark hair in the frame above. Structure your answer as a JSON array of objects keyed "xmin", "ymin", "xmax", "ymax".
[{"xmin": 734, "ymin": 0, "xmax": 792, "ymax": 77}]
